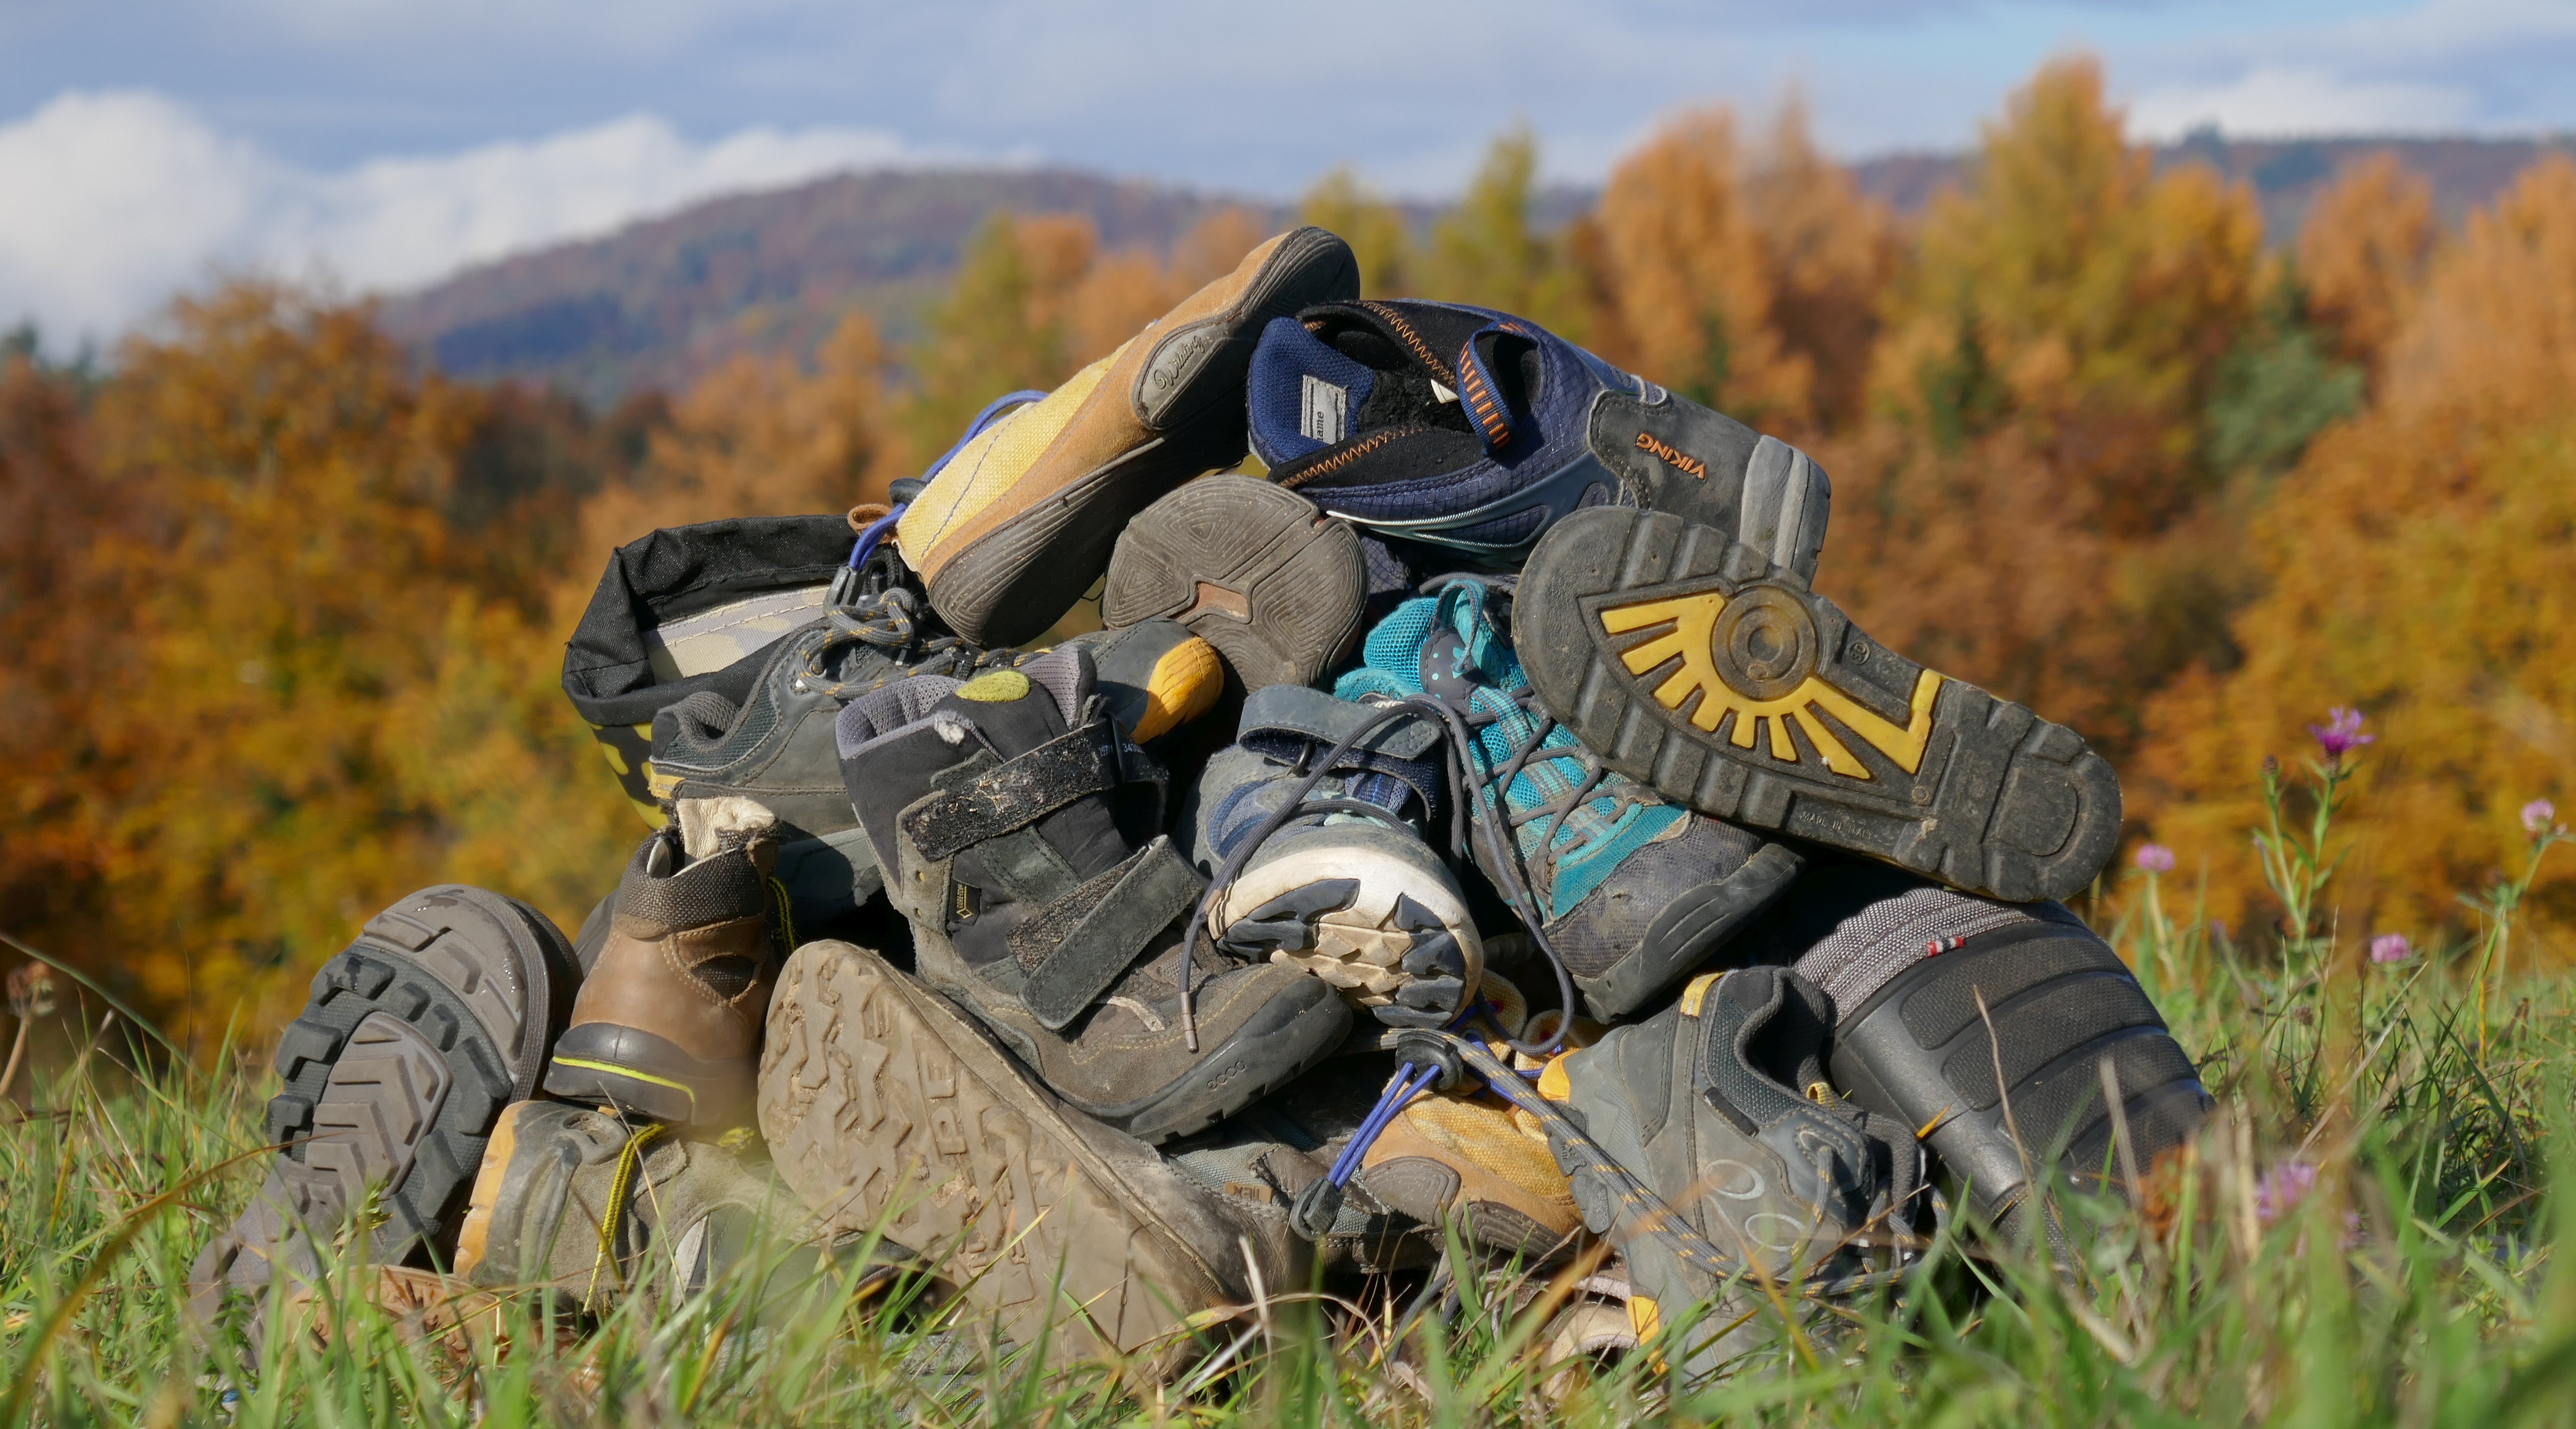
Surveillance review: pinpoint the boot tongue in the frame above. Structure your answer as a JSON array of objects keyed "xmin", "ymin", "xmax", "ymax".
[{"xmin": 930, "ymin": 648, "xmax": 1093, "ymax": 758}]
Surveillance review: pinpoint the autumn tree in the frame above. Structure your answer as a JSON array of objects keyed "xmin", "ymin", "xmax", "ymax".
[
  {"xmin": 2136, "ymin": 159, "xmax": 2576, "ymax": 950},
  {"xmin": 1418, "ymin": 128, "xmax": 1586, "ymax": 334},
  {"xmin": 2301, "ymin": 153, "xmax": 2439, "ymax": 377},
  {"xmin": 1742, "ymin": 99, "xmax": 1898, "ymax": 433},
  {"xmin": 1819, "ymin": 57, "xmax": 2264, "ymax": 754},
  {"xmin": 1586, "ymin": 108, "xmax": 1802, "ymax": 426},
  {"xmin": 1299, "ymin": 169, "xmax": 1413, "ymax": 297}
]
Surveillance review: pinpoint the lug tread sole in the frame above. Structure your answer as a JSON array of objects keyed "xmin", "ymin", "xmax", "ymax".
[
  {"xmin": 198, "ymin": 886, "xmax": 575, "ymax": 1306},
  {"xmin": 1516, "ymin": 508, "xmax": 2122, "ymax": 904},
  {"xmin": 757, "ymin": 941, "xmax": 1235, "ymax": 1359}
]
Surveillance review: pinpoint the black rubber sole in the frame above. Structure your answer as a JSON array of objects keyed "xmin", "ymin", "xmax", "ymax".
[
  {"xmin": 1514, "ymin": 507, "xmax": 2123, "ymax": 904},
  {"xmin": 190, "ymin": 886, "xmax": 579, "ymax": 1314},
  {"xmin": 926, "ymin": 227, "xmax": 1360, "ymax": 647},
  {"xmin": 1102, "ymin": 474, "xmax": 1366, "ymax": 689}
]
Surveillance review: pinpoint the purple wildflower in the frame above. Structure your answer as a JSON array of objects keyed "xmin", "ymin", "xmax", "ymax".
[
  {"xmin": 2253, "ymin": 1159, "xmax": 2319, "ymax": 1227},
  {"xmin": 2134, "ymin": 843, "xmax": 2176, "ymax": 874},
  {"xmin": 2307, "ymin": 706, "xmax": 2374, "ymax": 762},
  {"xmin": 2368, "ymin": 933, "xmax": 2413, "ymax": 964},
  {"xmin": 2524, "ymin": 799, "xmax": 2560, "ymax": 837}
]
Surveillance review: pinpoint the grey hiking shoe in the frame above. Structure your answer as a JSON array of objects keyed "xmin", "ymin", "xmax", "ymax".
[
  {"xmin": 189, "ymin": 887, "xmax": 580, "ymax": 1323},
  {"xmin": 760, "ymin": 939, "xmax": 1312, "ymax": 1370},
  {"xmin": 565, "ymin": 506, "xmax": 1227, "ymax": 939},
  {"xmin": 1183, "ymin": 684, "xmax": 1481, "ymax": 1027},
  {"xmin": 835, "ymin": 650, "xmax": 1350, "ymax": 1144},
  {"xmin": 1101, "ymin": 474, "xmax": 1368, "ymax": 690},
  {"xmin": 1542, "ymin": 964, "xmax": 1916, "ymax": 1376},
  {"xmin": 1161, "ymin": 1054, "xmax": 1441, "ymax": 1275},
  {"xmin": 1746, "ymin": 862, "xmax": 2212, "ymax": 1243},
  {"xmin": 451, "ymin": 1099, "xmax": 845, "ymax": 1311},
  {"xmin": 543, "ymin": 803, "xmax": 787, "ymax": 1129},
  {"xmin": 1513, "ymin": 506, "xmax": 2124, "ymax": 904}
]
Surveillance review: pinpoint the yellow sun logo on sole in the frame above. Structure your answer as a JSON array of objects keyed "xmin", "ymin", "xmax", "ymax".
[{"xmin": 1597, "ymin": 589, "xmax": 1942, "ymax": 780}]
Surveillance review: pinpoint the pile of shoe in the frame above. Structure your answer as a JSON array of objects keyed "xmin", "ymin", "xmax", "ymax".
[{"xmin": 192, "ymin": 227, "xmax": 2212, "ymax": 1381}]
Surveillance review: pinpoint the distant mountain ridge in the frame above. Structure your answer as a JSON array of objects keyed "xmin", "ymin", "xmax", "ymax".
[{"xmin": 380, "ymin": 134, "xmax": 2575, "ymax": 406}]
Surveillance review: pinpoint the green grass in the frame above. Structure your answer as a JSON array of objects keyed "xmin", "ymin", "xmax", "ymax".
[{"xmin": 6, "ymin": 748, "xmax": 2575, "ymax": 1427}]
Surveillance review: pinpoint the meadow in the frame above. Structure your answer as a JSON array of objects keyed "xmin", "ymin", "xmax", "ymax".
[{"xmin": 3, "ymin": 728, "xmax": 2570, "ymax": 1426}]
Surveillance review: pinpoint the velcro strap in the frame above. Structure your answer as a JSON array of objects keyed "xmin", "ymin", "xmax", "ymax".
[
  {"xmin": 1237, "ymin": 684, "xmax": 1441, "ymax": 760},
  {"xmin": 901, "ymin": 720, "xmax": 1119, "ymax": 861},
  {"xmin": 1010, "ymin": 836, "xmax": 1202, "ymax": 1030}
]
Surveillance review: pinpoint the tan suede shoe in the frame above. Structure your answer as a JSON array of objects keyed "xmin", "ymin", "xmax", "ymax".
[{"xmin": 895, "ymin": 225, "xmax": 1359, "ymax": 646}]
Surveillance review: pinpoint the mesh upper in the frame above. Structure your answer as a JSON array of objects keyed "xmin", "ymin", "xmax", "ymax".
[
  {"xmin": 1334, "ymin": 581, "xmax": 1681, "ymax": 918},
  {"xmin": 1791, "ymin": 884, "xmax": 2047, "ymax": 1016}
]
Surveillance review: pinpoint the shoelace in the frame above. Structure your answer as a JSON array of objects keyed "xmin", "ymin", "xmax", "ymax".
[
  {"xmin": 796, "ymin": 586, "xmax": 1014, "ymax": 700},
  {"xmin": 1183, "ymin": 573, "xmax": 1626, "ymax": 1057},
  {"xmin": 837, "ymin": 388, "xmax": 1048, "ymax": 586}
]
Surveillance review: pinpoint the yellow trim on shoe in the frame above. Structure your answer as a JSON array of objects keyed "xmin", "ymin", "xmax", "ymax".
[
  {"xmin": 552, "ymin": 1058, "xmax": 699, "ymax": 1111},
  {"xmin": 1678, "ymin": 971, "xmax": 1726, "ymax": 1019}
]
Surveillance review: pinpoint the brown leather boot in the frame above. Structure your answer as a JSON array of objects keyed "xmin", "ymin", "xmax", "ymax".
[{"xmin": 545, "ymin": 800, "xmax": 784, "ymax": 1127}]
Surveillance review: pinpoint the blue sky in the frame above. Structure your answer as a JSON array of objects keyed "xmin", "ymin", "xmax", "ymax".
[{"xmin": 5, "ymin": 0, "xmax": 2572, "ymax": 345}]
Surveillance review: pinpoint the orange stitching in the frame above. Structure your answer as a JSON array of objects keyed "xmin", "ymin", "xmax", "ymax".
[
  {"xmin": 1359, "ymin": 301, "xmax": 1456, "ymax": 385},
  {"xmin": 1277, "ymin": 426, "xmax": 1420, "ymax": 488}
]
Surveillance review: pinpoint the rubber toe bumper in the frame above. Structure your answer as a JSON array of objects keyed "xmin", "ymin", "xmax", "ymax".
[{"xmin": 1513, "ymin": 507, "xmax": 2123, "ymax": 903}]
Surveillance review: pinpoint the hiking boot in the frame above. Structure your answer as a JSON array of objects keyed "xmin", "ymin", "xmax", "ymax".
[
  {"xmin": 1183, "ymin": 684, "xmax": 1481, "ymax": 1027},
  {"xmin": 543, "ymin": 802, "xmax": 786, "ymax": 1129},
  {"xmin": 835, "ymin": 649, "xmax": 1351, "ymax": 1143},
  {"xmin": 1736, "ymin": 862, "xmax": 2211, "ymax": 1243},
  {"xmin": 564, "ymin": 511, "xmax": 1008, "ymax": 931},
  {"xmin": 1248, "ymin": 299, "xmax": 1831, "ymax": 573},
  {"xmin": 760, "ymin": 939, "xmax": 1312, "ymax": 1370},
  {"xmin": 1101, "ymin": 474, "xmax": 1367, "ymax": 689},
  {"xmin": 1335, "ymin": 578, "xmax": 1805, "ymax": 1021},
  {"xmin": 452, "ymin": 1099, "xmax": 848, "ymax": 1312},
  {"xmin": 646, "ymin": 594, "xmax": 1222, "ymax": 932},
  {"xmin": 895, "ymin": 227, "xmax": 1362, "ymax": 646},
  {"xmin": 188, "ymin": 887, "xmax": 580, "ymax": 1324},
  {"xmin": 1541, "ymin": 965, "xmax": 1915, "ymax": 1376},
  {"xmin": 1513, "ymin": 507, "xmax": 2125, "ymax": 903}
]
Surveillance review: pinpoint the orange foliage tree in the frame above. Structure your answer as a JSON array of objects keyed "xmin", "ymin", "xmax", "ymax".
[
  {"xmin": 1819, "ymin": 58, "xmax": 2264, "ymax": 755},
  {"xmin": 2301, "ymin": 153, "xmax": 2440, "ymax": 377},
  {"xmin": 2138, "ymin": 159, "xmax": 2576, "ymax": 953}
]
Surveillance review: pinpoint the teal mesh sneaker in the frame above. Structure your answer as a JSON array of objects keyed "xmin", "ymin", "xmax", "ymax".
[{"xmin": 1333, "ymin": 578, "xmax": 1802, "ymax": 1020}]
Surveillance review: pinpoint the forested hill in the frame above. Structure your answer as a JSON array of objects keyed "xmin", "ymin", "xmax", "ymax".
[{"xmin": 380, "ymin": 134, "xmax": 2574, "ymax": 405}]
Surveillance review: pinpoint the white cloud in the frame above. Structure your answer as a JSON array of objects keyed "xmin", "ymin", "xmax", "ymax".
[
  {"xmin": 0, "ymin": 88, "xmax": 926, "ymax": 347},
  {"xmin": 2127, "ymin": 64, "xmax": 2479, "ymax": 140}
]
